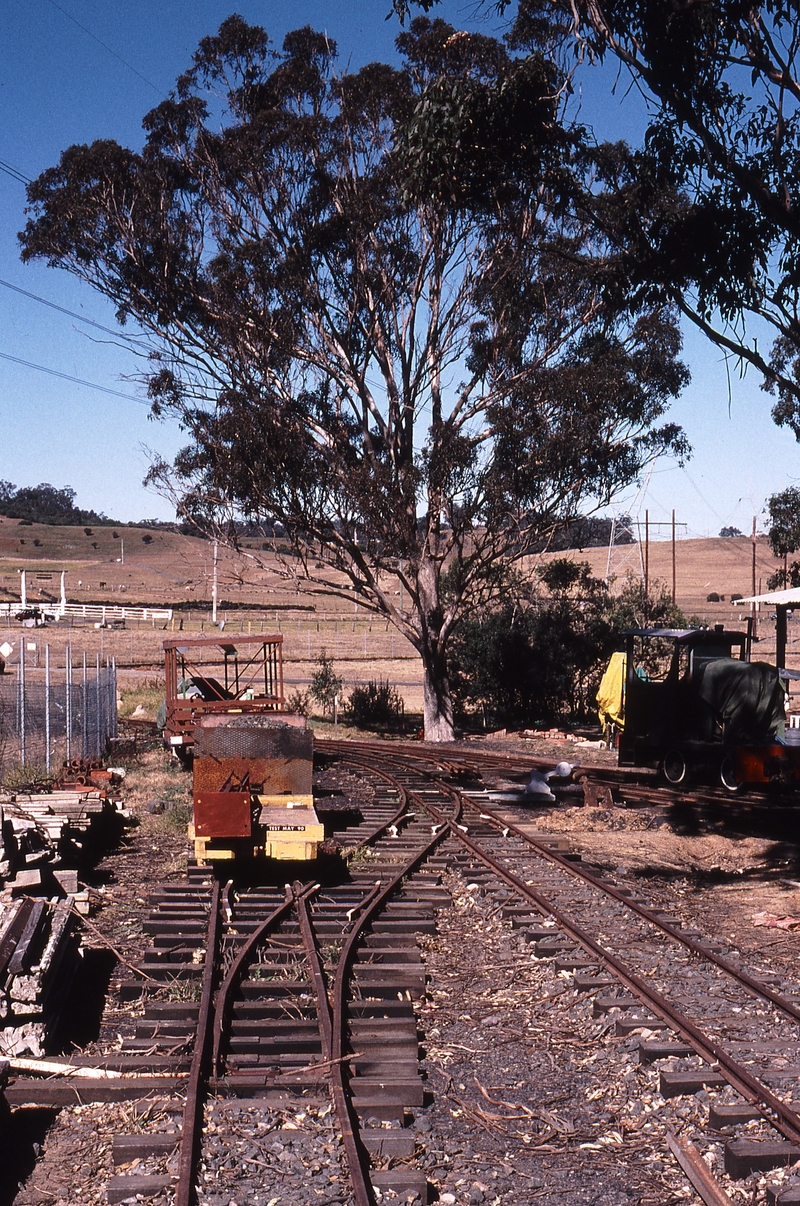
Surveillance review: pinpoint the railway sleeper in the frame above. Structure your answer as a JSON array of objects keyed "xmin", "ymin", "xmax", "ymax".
[
  {"xmin": 4, "ymin": 1076, "xmax": 187, "ymax": 1106},
  {"xmin": 354, "ymin": 948, "xmax": 423, "ymax": 965},
  {"xmin": 350, "ymin": 1076, "xmax": 424, "ymax": 1105},
  {"xmin": 226, "ymin": 1037, "xmax": 323, "ymax": 1056},
  {"xmin": 616, "ymin": 1016, "xmax": 667, "ymax": 1035},
  {"xmin": 638, "ymin": 1039, "xmax": 693, "ymax": 1063},
  {"xmin": 593, "ymin": 996, "xmax": 639, "ymax": 1015},
  {"xmin": 659, "ymin": 1069, "xmax": 726, "ymax": 1096},
  {"xmin": 361, "ymin": 1129, "xmax": 416, "ymax": 1157},
  {"xmin": 573, "ymin": 972, "xmax": 616, "ymax": 990},
  {"xmin": 214, "ymin": 1073, "xmax": 329, "ymax": 1096},
  {"xmin": 350, "ymin": 1020, "xmax": 419, "ymax": 1039},
  {"xmin": 231, "ymin": 1001, "xmax": 319, "ymax": 1020},
  {"xmin": 350, "ymin": 1058, "xmax": 421, "ymax": 1079},
  {"xmin": 112, "ymin": 1132, "xmax": 181, "ymax": 1163},
  {"xmin": 371, "ymin": 1168, "xmax": 429, "ymax": 1201},
  {"xmin": 767, "ymin": 1185, "xmax": 800, "ymax": 1205},
  {"xmin": 709, "ymin": 1101, "xmax": 761, "ymax": 1128},
  {"xmin": 725, "ymin": 1139, "xmax": 800, "ymax": 1179},
  {"xmin": 106, "ymin": 1173, "xmax": 173, "ymax": 1203}
]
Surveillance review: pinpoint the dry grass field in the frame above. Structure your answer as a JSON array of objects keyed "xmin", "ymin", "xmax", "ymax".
[{"xmin": 0, "ymin": 516, "xmax": 795, "ymax": 715}]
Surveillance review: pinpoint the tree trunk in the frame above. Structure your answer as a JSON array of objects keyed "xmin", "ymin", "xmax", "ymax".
[{"xmin": 422, "ymin": 651, "xmax": 454, "ymax": 743}]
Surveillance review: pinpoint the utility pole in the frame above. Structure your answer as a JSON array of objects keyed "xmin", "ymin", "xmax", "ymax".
[
  {"xmin": 644, "ymin": 510, "xmax": 649, "ymax": 598},
  {"xmin": 212, "ymin": 539, "xmax": 219, "ymax": 625},
  {"xmin": 672, "ymin": 510, "xmax": 677, "ymax": 606},
  {"xmin": 751, "ymin": 516, "xmax": 758, "ymax": 639}
]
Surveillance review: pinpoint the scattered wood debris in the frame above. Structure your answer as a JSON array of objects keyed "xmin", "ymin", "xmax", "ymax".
[
  {"xmin": 0, "ymin": 895, "xmax": 80, "ymax": 1057},
  {"xmin": 0, "ymin": 769, "xmax": 133, "ymax": 902}
]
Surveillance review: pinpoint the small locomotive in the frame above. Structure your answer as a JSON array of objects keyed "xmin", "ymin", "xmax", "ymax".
[
  {"xmin": 599, "ymin": 625, "xmax": 800, "ymax": 791},
  {"xmin": 162, "ymin": 634, "xmax": 323, "ymax": 864}
]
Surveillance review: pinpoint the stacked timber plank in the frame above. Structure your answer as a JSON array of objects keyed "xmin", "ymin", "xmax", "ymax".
[
  {"xmin": 0, "ymin": 787, "xmax": 128, "ymax": 901},
  {"xmin": 0, "ymin": 895, "xmax": 80, "ymax": 1057}
]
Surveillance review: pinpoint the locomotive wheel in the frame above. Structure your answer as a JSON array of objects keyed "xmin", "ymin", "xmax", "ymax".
[
  {"xmin": 661, "ymin": 748, "xmax": 689, "ymax": 786},
  {"xmin": 719, "ymin": 753, "xmax": 743, "ymax": 793}
]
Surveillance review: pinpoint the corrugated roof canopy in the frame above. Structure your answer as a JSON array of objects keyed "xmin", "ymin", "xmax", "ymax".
[{"xmin": 733, "ymin": 588, "xmax": 800, "ymax": 606}]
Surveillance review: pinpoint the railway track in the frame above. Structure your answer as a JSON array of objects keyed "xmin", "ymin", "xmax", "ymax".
[{"xmin": 7, "ymin": 738, "xmax": 800, "ymax": 1204}]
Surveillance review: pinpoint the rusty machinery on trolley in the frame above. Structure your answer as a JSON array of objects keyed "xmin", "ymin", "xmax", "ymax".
[
  {"xmin": 598, "ymin": 624, "xmax": 800, "ymax": 791},
  {"xmin": 163, "ymin": 634, "xmax": 323, "ymax": 864}
]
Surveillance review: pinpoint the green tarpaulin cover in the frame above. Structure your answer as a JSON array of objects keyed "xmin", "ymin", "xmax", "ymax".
[{"xmin": 694, "ymin": 659, "xmax": 785, "ymax": 742}]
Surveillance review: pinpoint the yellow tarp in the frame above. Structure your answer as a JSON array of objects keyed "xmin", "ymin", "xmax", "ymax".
[{"xmin": 597, "ymin": 651, "xmax": 626, "ymax": 730}]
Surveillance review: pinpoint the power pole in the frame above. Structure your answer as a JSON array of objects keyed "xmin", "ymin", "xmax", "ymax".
[
  {"xmin": 212, "ymin": 539, "xmax": 219, "ymax": 625},
  {"xmin": 644, "ymin": 510, "xmax": 649, "ymax": 598},
  {"xmin": 751, "ymin": 516, "xmax": 758, "ymax": 639},
  {"xmin": 672, "ymin": 510, "xmax": 677, "ymax": 606}
]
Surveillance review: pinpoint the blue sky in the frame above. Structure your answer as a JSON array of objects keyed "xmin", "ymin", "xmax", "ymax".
[{"xmin": 1, "ymin": 0, "xmax": 798, "ymax": 533}]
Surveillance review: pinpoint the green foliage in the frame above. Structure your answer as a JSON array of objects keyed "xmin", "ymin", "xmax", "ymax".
[
  {"xmin": 768, "ymin": 487, "xmax": 800, "ymax": 558},
  {"xmin": 346, "ymin": 680, "xmax": 404, "ymax": 731},
  {"xmin": 1, "ymin": 762, "xmax": 53, "ymax": 791},
  {"xmin": 605, "ymin": 576, "xmax": 686, "ymax": 633},
  {"xmin": 309, "ymin": 651, "xmax": 343, "ymax": 717},
  {"xmin": 395, "ymin": 0, "xmax": 800, "ymax": 434},
  {"xmin": 0, "ymin": 481, "xmax": 112, "ymax": 526},
  {"xmin": 719, "ymin": 527, "xmax": 742, "ymax": 538},
  {"xmin": 19, "ymin": 15, "xmax": 690, "ymax": 740},
  {"xmin": 286, "ymin": 687, "xmax": 311, "ymax": 717},
  {"xmin": 449, "ymin": 564, "xmax": 685, "ymax": 728}
]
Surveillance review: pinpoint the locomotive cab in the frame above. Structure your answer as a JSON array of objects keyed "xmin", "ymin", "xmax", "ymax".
[{"xmin": 612, "ymin": 626, "xmax": 797, "ymax": 789}]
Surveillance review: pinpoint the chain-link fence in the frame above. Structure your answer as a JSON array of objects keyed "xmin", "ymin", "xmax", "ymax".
[{"xmin": 0, "ymin": 647, "xmax": 118, "ymax": 774}]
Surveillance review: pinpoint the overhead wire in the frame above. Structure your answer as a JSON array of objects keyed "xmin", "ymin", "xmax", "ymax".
[
  {"xmin": 0, "ymin": 157, "xmax": 31, "ymax": 185},
  {"xmin": 0, "ymin": 349, "xmax": 148, "ymax": 405},
  {"xmin": 44, "ymin": 0, "xmax": 165, "ymax": 97},
  {"xmin": 0, "ymin": 277, "xmax": 142, "ymax": 343}
]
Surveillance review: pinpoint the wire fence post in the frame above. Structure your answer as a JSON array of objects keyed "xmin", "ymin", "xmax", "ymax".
[
  {"xmin": 65, "ymin": 644, "xmax": 72, "ymax": 764},
  {"xmin": 82, "ymin": 652, "xmax": 88, "ymax": 760},
  {"xmin": 111, "ymin": 656, "xmax": 118, "ymax": 740},
  {"xmin": 45, "ymin": 643, "xmax": 51, "ymax": 773},
  {"xmin": 19, "ymin": 637, "xmax": 26, "ymax": 766},
  {"xmin": 95, "ymin": 653, "xmax": 101, "ymax": 760}
]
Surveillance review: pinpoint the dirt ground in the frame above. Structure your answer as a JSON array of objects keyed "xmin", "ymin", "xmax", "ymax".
[{"xmin": 7, "ymin": 735, "xmax": 800, "ymax": 1204}]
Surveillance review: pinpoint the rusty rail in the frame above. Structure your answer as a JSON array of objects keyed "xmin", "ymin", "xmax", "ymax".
[{"xmin": 175, "ymin": 878, "xmax": 222, "ymax": 1206}]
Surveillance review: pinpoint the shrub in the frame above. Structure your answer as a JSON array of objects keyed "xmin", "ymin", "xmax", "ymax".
[
  {"xmin": 286, "ymin": 687, "xmax": 311, "ymax": 717},
  {"xmin": 730, "ymin": 593, "xmax": 743, "ymax": 602},
  {"xmin": 2, "ymin": 761, "xmax": 52, "ymax": 791},
  {"xmin": 142, "ymin": 533, "xmax": 154, "ymax": 544},
  {"xmin": 84, "ymin": 527, "xmax": 93, "ymax": 535},
  {"xmin": 346, "ymin": 680, "xmax": 404, "ymax": 730},
  {"xmin": 706, "ymin": 592, "xmax": 720, "ymax": 602},
  {"xmin": 309, "ymin": 650, "xmax": 343, "ymax": 717}
]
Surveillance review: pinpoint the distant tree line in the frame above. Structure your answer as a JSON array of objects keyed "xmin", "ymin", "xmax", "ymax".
[
  {"xmin": 0, "ymin": 481, "xmax": 113, "ymax": 527},
  {"xmin": 0, "ymin": 481, "xmax": 205, "ymax": 534}
]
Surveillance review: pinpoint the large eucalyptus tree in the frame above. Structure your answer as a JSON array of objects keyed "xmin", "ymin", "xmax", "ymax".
[{"xmin": 20, "ymin": 15, "xmax": 688, "ymax": 739}]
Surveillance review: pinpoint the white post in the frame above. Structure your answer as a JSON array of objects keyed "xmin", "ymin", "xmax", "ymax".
[
  {"xmin": 20, "ymin": 570, "xmax": 27, "ymax": 609},
  {"xmin": 60, "ymin": 571, "xmax": 67, "ymax": 616}
]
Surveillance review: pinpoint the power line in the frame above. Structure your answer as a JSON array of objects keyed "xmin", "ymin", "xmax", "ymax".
[
  {"xmin": 0, "ymin": 349, "xmax": 148, "ymax": 405},
  {"xmin": 0, "ymin": 277, "xmax": 142, "ymax": 342},
  {"xmin": 0, "ymin": 157, "xmax": 31, "ymax": 185},
  {"xmin": 45, "ymin": 0, "xmax": 165, "ymax": 98}
]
